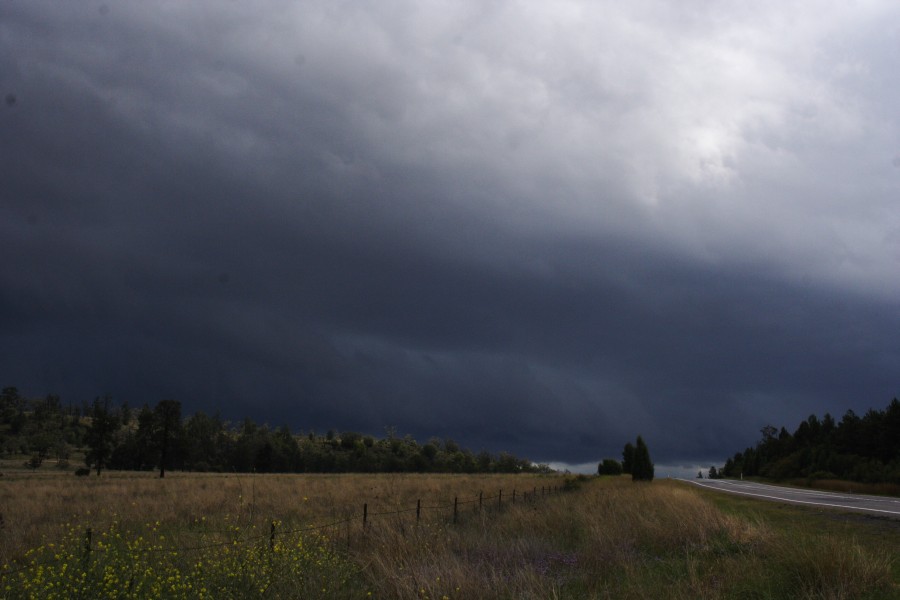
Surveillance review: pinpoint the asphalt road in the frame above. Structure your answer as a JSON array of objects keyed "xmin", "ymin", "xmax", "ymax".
[{"xmin": 684, "ymin": 478, "xmax": 900, "ymax": 518}]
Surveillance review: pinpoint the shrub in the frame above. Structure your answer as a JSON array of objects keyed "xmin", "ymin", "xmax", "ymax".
[
  {"xmin": 563, "ymin": 474, "xmax": 589, "ymax": 491},
  {"xmin": 597, "ymin": 459, "xmax": 623, "ymax": 476},
  {"xmin": 805, "ymin": 470, "xmax": 836, "ymax": 482}
]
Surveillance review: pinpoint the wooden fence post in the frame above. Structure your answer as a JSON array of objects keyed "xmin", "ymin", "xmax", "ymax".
[
  {"xmin": 498, "ymin": 489, "xmax": 502, "ymax": 509},
  {"xmin": 269, "ymin": 521, "xmax": 276, "ymax": 551},
  {"xmin": 453, "ymin": 497, "xmax": 458, "ymax": 524},
  {"xmin": 478, "ymin": 491, "xmax": 483, "ymax": 511},
  {"xmin": 512, "ymin": 489, "xmax": 516, "ymax": 504},
  {"xmin": 416, "ymin": 499, "xmax": 421, "ymax": 522},
  {"xmin": 363, "ymin": 503, "xmax": 368, "ymax": 530}
]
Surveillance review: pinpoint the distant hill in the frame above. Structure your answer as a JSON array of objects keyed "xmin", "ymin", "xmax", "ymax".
[{"xmin": 0, "ymin": 386, "xmax": 550, "ymax": 475}]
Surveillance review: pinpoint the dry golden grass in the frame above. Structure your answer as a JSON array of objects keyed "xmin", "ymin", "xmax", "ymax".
[
  {"xmin": 0, "ymin": 470, "xmax": 561, "ymax": 567},
  {"xmin": 1, "ymin": 472, "xmax": 896, "ymax": 599},
  {"xmin": 357, "ymin": 477, "xmax": 778, "ymax": 599}
]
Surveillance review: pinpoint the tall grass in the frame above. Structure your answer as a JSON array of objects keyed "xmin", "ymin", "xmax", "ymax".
[
  {"xmin": 1, "ymin": 472, "xmax": 897, "ymax": 599},
  {"xmin": 0, "ymin": 471, "xmax": 560, "ymax": 567},
  {"xmin": 357, "ymin": 478, "xmax": 778, "ymax": 599},
  {"xmin": 773, "ymin": 535, "xmax": 894, "ymax": 600}
]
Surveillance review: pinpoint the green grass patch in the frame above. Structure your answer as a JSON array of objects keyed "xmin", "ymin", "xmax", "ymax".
[{"xmin": 688, "ymin": 481, "xmax": 900, "ymax": 599}]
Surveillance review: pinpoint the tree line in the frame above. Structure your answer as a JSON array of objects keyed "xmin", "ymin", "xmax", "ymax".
[
  {"xmin": 722, "ymin": 398, "xmax": 900, "ymax": 484},
  {"xmin": 597, "ymin": 435, "xmax": 654, "ymax": 481},
  {"xmin": 0, "ymin": 387, "xmax": 551, "ymax": 476}
]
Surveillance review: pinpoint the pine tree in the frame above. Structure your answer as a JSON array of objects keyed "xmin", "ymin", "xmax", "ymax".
[
  {"xmin": 152, "ymin": 399, "xmax": 182, "ymax": 478},
  {"xmin": 622, "ymin": 442, "xmax": 635, "ymax": 474},
  {"xmin": 631, "ymin": 435, "xmax": 654, "ymax": 482},
  {"xmin": 85, "ymin": 396, "xmax": 119, "ymax": 476}
]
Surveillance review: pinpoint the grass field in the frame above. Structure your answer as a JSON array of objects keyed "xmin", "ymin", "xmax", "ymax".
[{"xmin": 1, "ymin": 470, "xmax": 897, "ymax": 599}]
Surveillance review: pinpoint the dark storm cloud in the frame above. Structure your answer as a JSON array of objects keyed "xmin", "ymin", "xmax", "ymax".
[{"xmin": 2, "ymin": 1, "xmax": 899, "ymax": 468}]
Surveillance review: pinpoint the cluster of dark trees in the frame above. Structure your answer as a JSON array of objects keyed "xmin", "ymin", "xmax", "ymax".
[
  {"xmin": 0, "ymin": 387, "xmax": 550, "ymax": 476},
  {"xmin": 1, "ymin": 387, "xmax": 77, "ymax": 469},
  {"xmin": 698, "ymin": 466, "xmax": 724, "ymax": 479},
  {"xmin": 723, "ymin": 398, "xmax": 900, "ymax": 484},
  {"xmin": 597, "ymin": 435, "xmax": 654, "ymax": 481}
]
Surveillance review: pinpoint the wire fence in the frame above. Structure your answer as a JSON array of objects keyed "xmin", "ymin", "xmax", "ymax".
[{"xmin": 0, "ymin": 483, "xmax": 571, "ymax": 579}]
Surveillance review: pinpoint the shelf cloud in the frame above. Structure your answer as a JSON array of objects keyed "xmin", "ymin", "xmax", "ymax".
[{"xmin": 2, "ymin": 1, "xmax": 899, "ymax": 465}]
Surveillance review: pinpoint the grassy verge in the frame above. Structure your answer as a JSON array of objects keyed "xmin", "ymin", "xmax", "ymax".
[
  {"xmin": 690, "ymin": 481, "xmax": 900, "ymax": 593},
  {"xmin": 767, "ymin": 477, "xmax": 900, "ymax": 498},
  {"xmin": 1, "ymin": 473, "xmax": 897, "ymax": 598}
]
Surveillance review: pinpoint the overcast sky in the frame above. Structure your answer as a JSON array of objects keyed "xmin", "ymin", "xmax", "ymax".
[{"xmin": 2, "ymin": 1, "xmax": 899, "ymax": 470}]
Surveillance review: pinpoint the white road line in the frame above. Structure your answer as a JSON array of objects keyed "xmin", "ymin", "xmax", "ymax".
[
  {"xmin": 698, "ymin": 479, "xmax": 899, "ymax": 500},
  {"xmin": 708, "ymin": 481, "xmax": 900, "ymax": 505},
  {"xmin": 686, "ymin": 480, "xmax": 900, "ymax": 516}
]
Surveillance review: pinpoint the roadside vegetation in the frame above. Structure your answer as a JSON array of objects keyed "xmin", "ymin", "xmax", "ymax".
[
  {"xmin": 721, "ymin": 398, "xmax": 900, "ymax": 487},
  {"xmin": 2, "ymin": 472, "xmax": 896, "ymax": 599}
]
